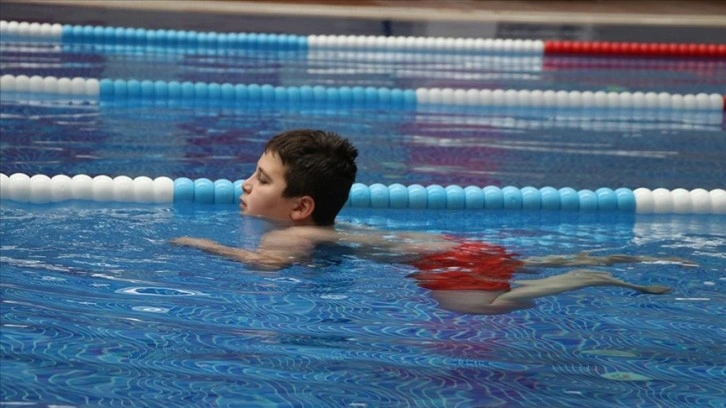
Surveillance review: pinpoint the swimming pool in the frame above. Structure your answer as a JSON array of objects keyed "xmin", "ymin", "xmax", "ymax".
[{"xmin": 1, "ymin": 14, "xmax": 725, "ymax": 408}]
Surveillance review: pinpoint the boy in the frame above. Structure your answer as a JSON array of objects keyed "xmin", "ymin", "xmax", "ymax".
[{"xmin": 172, "ymin": 129, "xmax": 693, "ymax": 315}]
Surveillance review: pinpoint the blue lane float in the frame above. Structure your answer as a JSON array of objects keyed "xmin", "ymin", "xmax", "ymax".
[
  {"xmin": 96, "ymin": 78, "xmax": 374, "ymax": 107},
  {"xmin": 96, "ymin": 78, "xmax": 417, "ymax": 109},
  {"xmin": 1, "ymin": 174, "xmax": 724, "ymax": 214}
]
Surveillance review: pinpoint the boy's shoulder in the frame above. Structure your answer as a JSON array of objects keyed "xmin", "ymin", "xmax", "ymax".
[{"xmin": 261, "ymin": 225, "xmax": 340, "ymax": 247}]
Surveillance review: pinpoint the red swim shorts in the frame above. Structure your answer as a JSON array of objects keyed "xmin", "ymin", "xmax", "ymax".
[{"xmin": 409, "ymin": 239, "xmax": 523, "ymax": 291}]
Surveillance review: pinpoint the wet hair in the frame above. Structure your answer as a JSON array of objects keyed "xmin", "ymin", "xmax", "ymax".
[{"xmin": 264, "ymin": 129, "xmax": 358, "ymax": 226}]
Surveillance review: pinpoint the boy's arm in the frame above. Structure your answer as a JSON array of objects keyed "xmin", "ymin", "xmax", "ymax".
[
  {"xmin": 170, "ymin": 237, "xmax": 295, "ymax": 270},
  {"xmin": 171, "ymin": 227, "xmax": 326, "ymax": 270}
]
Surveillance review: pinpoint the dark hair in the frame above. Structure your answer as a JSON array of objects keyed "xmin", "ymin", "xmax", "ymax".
[{"xmin": 264, "ymin": 129, "xmax": 358, "ymax": 226}]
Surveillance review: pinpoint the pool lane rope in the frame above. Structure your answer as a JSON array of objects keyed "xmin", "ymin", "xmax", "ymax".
[
  {"xmin": 2, "ymin": 20, "xmax": 725, "ymax": 58},
  {"xmin": 1, "ymin": 173, "xmax": 724, "ymax": 214},
  {"xmin": 2, "ymin": 75, "xmax": 724, "ymax": 111},
  {"xmin": 2, "ymin": 24, "xmax": 724, "ymax": 214}
]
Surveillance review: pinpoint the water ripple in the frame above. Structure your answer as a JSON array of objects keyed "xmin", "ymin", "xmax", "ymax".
[{"xmin": 115, "ymin": 286, "xmax": 205, "ymax": 297}]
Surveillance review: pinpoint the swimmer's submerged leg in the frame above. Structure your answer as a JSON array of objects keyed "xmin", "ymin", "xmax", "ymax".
[
  {"xmin": 497, "ymin": 269, "xmax": 671, "ymax": 303},
  {"xmin": 429, "ymin": 269, "xmax": 670, "ymax": 315},
  {"xmin": 521, "ymin": 252, "xmax": 697, "ymax": 268},
  {"xmin": 429, "ymin": 289, "xmax": 532, "ymax": 315}
]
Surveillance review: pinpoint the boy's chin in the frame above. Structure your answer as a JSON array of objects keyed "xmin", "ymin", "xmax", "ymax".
[
  {"xmin": 240, "ymin": 211, "xmax": 284, "ymax": 223},
  {"xmin": 240, "ymin": 208, "xmax": 264, "ymax": 219}
]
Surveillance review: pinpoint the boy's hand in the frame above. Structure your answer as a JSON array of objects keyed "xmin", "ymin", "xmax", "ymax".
[{"xmin": 170, "ymin": 236, "xmax": 218, "ymax": 250}]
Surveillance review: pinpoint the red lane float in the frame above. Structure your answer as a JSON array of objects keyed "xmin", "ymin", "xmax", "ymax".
[{"xmin": 544, "ymin": 41, "xmax": 726, "ymax": 58}]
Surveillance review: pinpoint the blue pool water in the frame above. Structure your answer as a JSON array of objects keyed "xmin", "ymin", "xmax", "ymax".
[
  {"xmin": 2, "ymin": 204, "xmax": 724, "ymax": 406},
  {"xmin": 2, "ymin": 18, "xmax": 726, "ymax": 408}
]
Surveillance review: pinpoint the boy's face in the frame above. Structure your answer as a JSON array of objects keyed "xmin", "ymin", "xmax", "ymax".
[{"xmin": 240, "ymin": 151, "xmax": 301, "ymax": 222}]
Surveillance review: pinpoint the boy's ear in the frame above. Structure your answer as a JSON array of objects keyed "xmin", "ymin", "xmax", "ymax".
[{"xmin": 290, "ymin": 195, "xmax": 315, "ymax": 222}]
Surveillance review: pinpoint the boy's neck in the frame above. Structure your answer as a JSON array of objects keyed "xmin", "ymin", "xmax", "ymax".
[
  {"xmin": 287, "ymin": 217, "xmax": 330, "ymax": 228},
  {"xmin": 291, "ymin": 221, "xmax": 334, "ymax": 229}
]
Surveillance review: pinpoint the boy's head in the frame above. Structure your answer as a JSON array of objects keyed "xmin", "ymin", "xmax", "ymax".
[{"xmin": 241, "ymin": 129, "xmax": 358, "ymax": 226}]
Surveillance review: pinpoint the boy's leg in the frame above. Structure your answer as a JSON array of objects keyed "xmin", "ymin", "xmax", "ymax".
[
  {"xmin": 521, "ymin": 253, "xmax": 697, "ymax": 268},
  {"xmin": 430, "ymin": 269, "xmax": 669, "ymax": 315},
  {"xmin": 494, "ymin": 269, "xmax": 670, "ymax": 306},
  {"xmin": 430, "ymin": 289, "xmax": 534, "ymax": 315}
]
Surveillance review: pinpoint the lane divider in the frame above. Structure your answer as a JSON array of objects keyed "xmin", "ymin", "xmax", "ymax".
[
  {"xmin": 1, "ymin": 174, "xmax": 724, "ymax": 214},
  {"xmin": 2, "ymin": 75, "xmax": 724, "ymax": 111},
  {"xmin": 2, "ymin": 20, "xmax": 724, "ymax": 58}
]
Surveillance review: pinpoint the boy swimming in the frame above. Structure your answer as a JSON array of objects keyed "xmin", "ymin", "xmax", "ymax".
[{"xmin": 172, "ymin": 129, "xmax": 693, "ymax": 315}]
